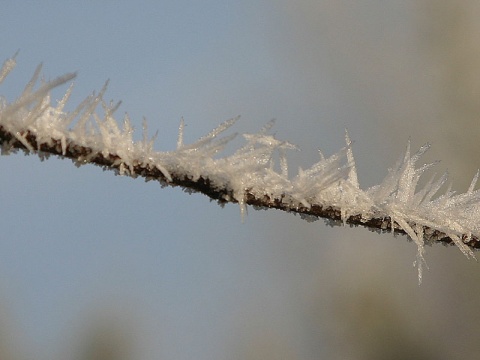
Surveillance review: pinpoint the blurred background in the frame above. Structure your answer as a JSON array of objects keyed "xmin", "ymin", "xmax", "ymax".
[{"xmin": 1, "ymin": 1, "xmax": 480, "ymax": 359}]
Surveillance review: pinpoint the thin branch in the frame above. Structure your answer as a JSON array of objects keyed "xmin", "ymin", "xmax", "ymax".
[
  {"xmin": 1, "ymin": 56, "xmax": 479, "ymax": 283},
  {"xmin": 0, "ymin": 124, "xmax": 478, "ymax": 250}
]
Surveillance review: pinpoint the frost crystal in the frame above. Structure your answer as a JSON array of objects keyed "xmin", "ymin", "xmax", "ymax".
[{"xmin": 0, "ymin": 55, "xmax": 479, "ymax": 283}]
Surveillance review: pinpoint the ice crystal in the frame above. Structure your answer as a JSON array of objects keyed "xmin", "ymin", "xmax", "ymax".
[{"xmin": 0, "ymin": 55, "xmax": 479, "ymax": 283}]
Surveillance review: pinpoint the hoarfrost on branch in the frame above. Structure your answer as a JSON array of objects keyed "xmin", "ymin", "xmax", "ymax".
[{"xmin": 1, "ymin": 55, "xmax": 479, "ymax": 283}]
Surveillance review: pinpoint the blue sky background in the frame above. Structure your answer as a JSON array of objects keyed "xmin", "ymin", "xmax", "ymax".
[{"xmin": 1, "ymin": 2, "xmax": 480, "ymax": 360}]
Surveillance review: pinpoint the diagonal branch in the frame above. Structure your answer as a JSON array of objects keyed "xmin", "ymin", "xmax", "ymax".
[
  {"xmin": 1, "ymin": 56, "xmax": 479, "ymax": 282},
  {"xmin": 0, "ymin": 123, "xmax": 478, "ymax": 250}
]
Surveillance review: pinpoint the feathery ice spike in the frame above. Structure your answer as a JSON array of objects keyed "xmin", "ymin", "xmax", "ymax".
[{"xmin": 0, "ymin": 56, "xmax": 479, "ymax": 283}]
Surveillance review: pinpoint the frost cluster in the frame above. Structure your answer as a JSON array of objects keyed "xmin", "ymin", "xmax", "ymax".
[{"xmin": 1, "ymin": 55, "xmax": 478, "ymax": 283}]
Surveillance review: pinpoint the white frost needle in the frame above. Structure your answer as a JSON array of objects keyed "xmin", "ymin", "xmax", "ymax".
[{"xmin": 0, "ymin": 56, "xmax": 479, "ymax": 283}]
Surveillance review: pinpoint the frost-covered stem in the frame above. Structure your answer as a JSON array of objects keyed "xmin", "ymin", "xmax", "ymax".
[
  {"xmin": 0, "ymin": 123, "xmax": 478, "ymax": 251},
  {"xmin": 1, "ymin": 56, "xmax": 479, "ymax": 282}
]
